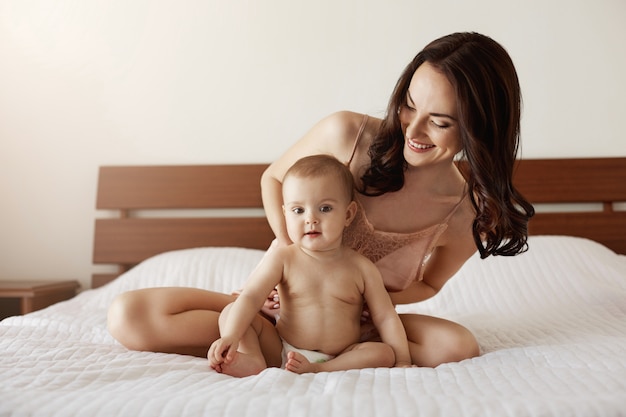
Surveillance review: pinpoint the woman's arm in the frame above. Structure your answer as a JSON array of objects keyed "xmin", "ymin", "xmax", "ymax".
[
  {"xmin": 386, "ymin": 281, "xmax": 439, "ymax": 306},
  {"xmin": 260, "ymin": 170, "xmax": 291, "ymax": 245},
  {"xmin": 261, "ymin": 111, "xmax": 366, "ymax": 244},
  {"xmin": 388, "ymin": 234, "xmax": 477, "ymax": 305}
]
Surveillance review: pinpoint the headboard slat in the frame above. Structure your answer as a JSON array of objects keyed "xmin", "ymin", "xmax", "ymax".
[
  {"xmin": 96, "ymin": 165, "xmax": 268, "ymax": 209},
  {"xmin": 529, "ymin": 212, "xmax": 626, "ymax": 254},
  {"xmin": 94, "ymin": 218, "xmax": 275, "ymax": 265},
  {"xmin": 513, "ymin": 158, "xmax": 626, "ymax": 203}
]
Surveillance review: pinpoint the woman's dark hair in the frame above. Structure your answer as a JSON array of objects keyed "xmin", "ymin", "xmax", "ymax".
[{"xmin": 360, "ymin": 32, "xmax": 535, "ymax": 258}]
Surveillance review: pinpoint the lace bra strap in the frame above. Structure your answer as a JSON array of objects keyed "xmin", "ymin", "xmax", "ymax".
[
  {"xmin": 346, "ymin": 114, "xmax": 369, "ymax": 166},
  {"xmin": 442, "ymin": 192, "xmax": 468, "ymax": 224}
]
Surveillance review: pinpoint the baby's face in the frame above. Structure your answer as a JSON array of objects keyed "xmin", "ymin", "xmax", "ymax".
[{"xmin": 282, "ymin": 174, "xmax": 354, "ymax": 252}]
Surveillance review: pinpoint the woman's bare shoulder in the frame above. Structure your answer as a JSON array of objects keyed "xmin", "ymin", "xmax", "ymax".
[
  {"xmin": 317, "ymin": 111, "xmax": 382, "ymax": 169},
  {"xmin": 266, "ymin": 111, "xmax": 379, "ymax": 179},
  {"xmin": 311, "ymin": 111, "xmax": 376, "ymax": 147}
]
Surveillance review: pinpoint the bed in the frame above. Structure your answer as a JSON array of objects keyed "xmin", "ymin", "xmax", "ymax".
[{"xmin": 1, "ymin": 157, "xmax": 625, "ymax": 417}]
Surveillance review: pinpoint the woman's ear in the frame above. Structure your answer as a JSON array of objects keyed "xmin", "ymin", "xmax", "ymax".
[{"xmin": 344, "ymin": 201, "xmax": 357, "ymax": 227}]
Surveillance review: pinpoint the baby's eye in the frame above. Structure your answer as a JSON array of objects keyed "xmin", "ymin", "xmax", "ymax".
[
  {"xmin": 292, "ymin": 207, "xmax": 304, "ymax": 214},
  {"xmin": 319, "ymin": 205, "xmax": 332, "ymax": 213}
]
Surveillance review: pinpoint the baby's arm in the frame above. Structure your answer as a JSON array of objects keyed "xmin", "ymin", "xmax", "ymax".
[
  {"xmin": 208, "ymin": 249, "xmax": 285, "ymax": 366},
  {"xmin": 361, "ymin": 261, "xmax": 413, "ymax": 367}
]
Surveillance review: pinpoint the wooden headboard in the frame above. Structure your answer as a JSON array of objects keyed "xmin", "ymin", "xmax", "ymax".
[{"xmin": 92, "ymin": 157, "xmax": 626, "ymax": 288}]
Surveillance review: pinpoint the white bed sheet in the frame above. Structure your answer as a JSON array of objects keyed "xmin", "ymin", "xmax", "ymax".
[{"xmin": 1, "ymin": 236, "xmax": 625, "ymax": 417}]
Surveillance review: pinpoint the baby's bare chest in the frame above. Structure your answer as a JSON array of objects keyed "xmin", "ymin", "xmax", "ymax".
[{"xmin": 283, "ymin": 262, "xmax": 364, "ymax": 305}]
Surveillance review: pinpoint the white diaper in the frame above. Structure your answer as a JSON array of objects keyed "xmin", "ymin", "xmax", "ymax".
[{"xmin": 280, "ymin": 340, "xmax": 334, "ymax": 369}]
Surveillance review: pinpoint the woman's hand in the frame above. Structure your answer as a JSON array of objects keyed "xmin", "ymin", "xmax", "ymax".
[
  {"xmin": 361, "ymin": 303, "xmax": 371, "ymax": 323},
  {"xmin": 260, "ymin": 288, "xmax": 280, "ymax": 319},
  {"xmin": 231, "ymin": 287, "xmax": 280, "ymax": 320}
]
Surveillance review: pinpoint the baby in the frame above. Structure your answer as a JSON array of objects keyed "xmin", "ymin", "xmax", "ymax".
[{"xmin": 208, "ymin": 154, "xmax": 412, "ymax": 376}]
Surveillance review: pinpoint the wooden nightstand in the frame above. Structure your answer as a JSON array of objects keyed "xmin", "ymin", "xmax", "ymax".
[{"xmin": 0, "ymin": 280, "xmax": 80, "ymax": 319}]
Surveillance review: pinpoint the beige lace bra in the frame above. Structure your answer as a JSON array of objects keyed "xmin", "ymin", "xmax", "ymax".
[{"xmin": 342, "ymin": 115, "xmax": 466, "ymax": 291}]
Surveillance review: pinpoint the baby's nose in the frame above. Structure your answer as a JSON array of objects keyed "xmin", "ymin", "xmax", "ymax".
[{"xmin": 305, "ymin": 216, "xmax": 319, "ymax": 224}]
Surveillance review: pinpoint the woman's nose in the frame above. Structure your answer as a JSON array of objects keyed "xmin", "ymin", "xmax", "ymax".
[
  {"xmin": 400, "ymin": 108, "xmax": 426, "ymax": 140},
  {"xmin": 404, "ymin": 116, "xmax": 426, "ymax": 140}
]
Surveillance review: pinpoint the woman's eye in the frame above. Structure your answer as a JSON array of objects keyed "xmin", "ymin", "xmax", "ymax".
[
  {"xmin": 431, "ymin": 120, "xmax": 449, "ymax": 129},
  {"xmin": 320, "ymin": 206, "xmax": 332, "ymax": 213},
  {"xmin": 403, "ymin": 102, "xmax": 416, "ymax": 112}
]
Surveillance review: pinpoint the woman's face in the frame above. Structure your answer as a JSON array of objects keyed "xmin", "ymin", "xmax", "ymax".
[{"xmin": 399, "ymin": 62, "xmax": 462, "ymax": 168}]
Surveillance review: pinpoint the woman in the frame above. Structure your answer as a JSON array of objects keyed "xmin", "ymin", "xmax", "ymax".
[{"xmin": 108, "ymin": 32, "xmax": 534, "ymax": 367}]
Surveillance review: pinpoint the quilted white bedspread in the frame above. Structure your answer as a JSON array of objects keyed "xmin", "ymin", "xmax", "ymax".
[{"xmin": 1, "ymin": 236, "xmax": 626, "ymax": 417}]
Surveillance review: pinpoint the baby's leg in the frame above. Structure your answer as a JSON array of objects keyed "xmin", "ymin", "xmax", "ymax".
[
  {"xmin": 285, "ymin": 342, "xmax": 395, "ymax": 374},
  {"xmin": 217, "ymin": 326, "xmax": 266, "ymax": 377},
  {"xmin": 215, "ymin": 304, "xmax": 282, "ymax": 378}
]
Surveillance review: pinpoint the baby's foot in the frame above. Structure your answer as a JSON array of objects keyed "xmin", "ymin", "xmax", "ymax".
[
  {"xmin": 284, "ymin": 351, "xmax": 321, "ymax": 374},
  {"xmin": 218, "ymin": 352, "xmax": 265, "ymax": 378}
]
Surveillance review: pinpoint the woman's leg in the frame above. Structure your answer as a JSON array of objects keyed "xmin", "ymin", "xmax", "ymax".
[
  {"xmin": 400, "ymin": 314, "xmax": 480, "ymax": 367},
  {"xmin": 107, "ymin": 287, "xmax": 235, "ymax": 357},
  {"xmin": 108, "ymin": 287, "xmax": 284, "ymax": 363}
]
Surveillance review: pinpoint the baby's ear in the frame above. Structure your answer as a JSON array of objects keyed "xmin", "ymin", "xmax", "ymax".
[{"xmin": 344, "ymin": 201, "xmax": 357, "ymax": 226}]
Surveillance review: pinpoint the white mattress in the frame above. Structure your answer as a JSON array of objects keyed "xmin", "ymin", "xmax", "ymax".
[{"xmin": 1, "ymin": 236, "xmax": 626, "ymax": 417}]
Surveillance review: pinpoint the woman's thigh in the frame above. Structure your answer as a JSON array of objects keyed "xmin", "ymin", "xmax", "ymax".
[
  {"xmin": 399, "ymin": 314, "xmax": 480, "ymax": 367},
  {"xmin": 108, "ymin": 287, "xmax": 236, "ymax": 356}
]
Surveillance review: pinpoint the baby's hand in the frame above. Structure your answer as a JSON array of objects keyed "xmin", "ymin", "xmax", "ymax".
[{"xmin": 208, "ymin": 337, "xmax": 238, "ymax": 372}]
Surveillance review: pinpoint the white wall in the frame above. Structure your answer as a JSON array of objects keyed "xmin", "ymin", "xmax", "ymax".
[{"xmin": 1, "ymin": 0, "xmax": 625, "ymax": 290}]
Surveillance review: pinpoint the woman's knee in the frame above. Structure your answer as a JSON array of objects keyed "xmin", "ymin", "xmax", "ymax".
[
  {"xmin": 107, "ymin": 290, "xmax": 153, "ymax": 350},
  {"xmin": 446, "ymin": 324, "xmax": 480, "ymax": 362},
  {"xmin": 402, "ymin": 315, "xmax": 480, "ymax": 366}
]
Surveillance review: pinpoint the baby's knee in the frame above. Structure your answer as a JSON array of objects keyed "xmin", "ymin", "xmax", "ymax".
[
  {"xmin": 382, "ymin": 344, "xmax": 396, "ymax": 367},
  {"xmin": 372, "ymin": 343, "xmax": 396, "ymax": 367},
  {"xmin": 217, "ymin": 302, "xmax": 235, "ymax": 326}
]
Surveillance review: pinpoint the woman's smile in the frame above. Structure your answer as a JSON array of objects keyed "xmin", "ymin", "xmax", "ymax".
[{"xmin": 407, "ymin": 138, "xmax": 436, "ymax": 152}]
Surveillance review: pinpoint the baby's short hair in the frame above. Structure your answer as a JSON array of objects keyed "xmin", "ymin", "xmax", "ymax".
[{"xmin": 284, "ymin": 154, "xmax": 355, "ymax": 202}]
